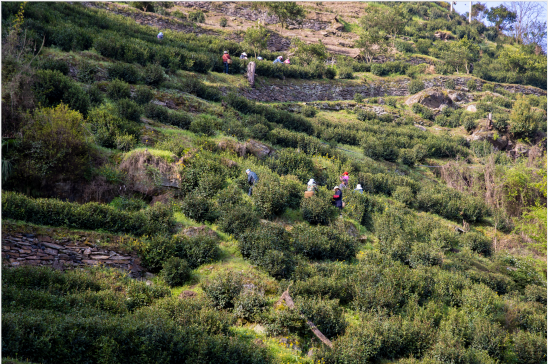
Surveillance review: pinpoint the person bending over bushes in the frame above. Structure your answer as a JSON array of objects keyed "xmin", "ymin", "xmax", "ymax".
[
  {"xmin": 332, "ymin": 186, "xmax": 343, "ymax": 217},
  {"xmin": 246, "ymin": 169, "xmax": 259, "ymax": 196}
]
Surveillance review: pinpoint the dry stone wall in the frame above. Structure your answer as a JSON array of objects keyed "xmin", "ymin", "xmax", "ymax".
[
  {"xmin": 241, "ymin": 77, "xmax": 546, "ymax": 103},
  {"xmin": 2, "ymin": 233, "xmax": 145, "ymax": 277}
]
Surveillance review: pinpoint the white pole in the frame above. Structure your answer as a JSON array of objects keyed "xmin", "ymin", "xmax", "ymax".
[
  {"xmin": 469, "ymin": 1, "xmax": 472, "ymax": 23},
  {"xmin": 450, "ymin": 1, "xmax": 453, "ymax": 12}
]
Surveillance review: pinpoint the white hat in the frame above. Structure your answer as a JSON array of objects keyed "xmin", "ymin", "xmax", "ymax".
[
  {"xmin": 308, "ymin": 179, "xmax": 315, "ymax": 185},
  {"xmin": 333, "ymin": 186, "xmax": 340, "ymax": 190},
  {"xmin": 278, "ymin": 56, "xmax": 283, "ymax": 59},
  {"xmin": 242, "ymin": 52, "xmax": 247, "ymax": 56},
  {"xmin": 246, "ymin": 169, "xmax": 251, "ymax": 173},
  {"xmin": 356, "ymin": 184, "xmax": 362, "ymax": 189},
  {"xmin": 224, "ymin": 51, "xmax": 228, "ymax": 54}
]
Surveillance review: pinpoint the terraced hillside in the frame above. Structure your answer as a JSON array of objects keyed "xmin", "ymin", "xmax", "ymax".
[{"xmin": 2, "ymin": 2, "xmax": 546, "ymax": 364}]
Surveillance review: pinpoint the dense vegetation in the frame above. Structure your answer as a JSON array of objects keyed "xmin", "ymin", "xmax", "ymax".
[{"xmin": 1, "ymin": 2, "xmax": 546, "ymax": 364}]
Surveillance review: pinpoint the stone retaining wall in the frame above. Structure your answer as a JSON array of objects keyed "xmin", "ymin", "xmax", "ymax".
[
  {"xmin": 241, "ymin": 77, "xmax": 546, "ymax": 103},
  {"xmin": 2, "ymin": 234, "xmax": 145, "ymax": 277}
]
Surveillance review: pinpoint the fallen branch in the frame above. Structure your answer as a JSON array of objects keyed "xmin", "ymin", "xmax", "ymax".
[{"xmin": 276, "ymin": 284, "xmax": 333, "ymax": 348}]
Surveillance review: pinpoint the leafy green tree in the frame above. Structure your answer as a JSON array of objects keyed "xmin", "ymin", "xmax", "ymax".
[
  {"xmin": 290, "ymin": 37, "xmax": 327, "ymax": 65},
  {"xmin": 266, "ymin": 2, "xmax": 305, "ymax": 34},
  {"xmin": 243, "ymin": 25, "xmax": 269, "ymax": 58},
  {"xmin": 359, "ymin": 4, "xmax": 407, "ymax": 46},
  {"xmin": 509, "ymin": 96, "xmax": 543, "ymax": 139},
  {"xmin": 441, "ymin": 36, "xmax": 479, "ymax": 74},
  {"xmin": 486, "ymin": 5, "xmax": 517, "ymax": 33},
  {"xmin": 355, "ymin": 31, "xmax": 388, "ymax": 63}
]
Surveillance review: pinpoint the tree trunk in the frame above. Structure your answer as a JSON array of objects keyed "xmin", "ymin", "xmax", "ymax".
[
  {"xmin": 247, "ymin": 61, "xmax": 256, "ymax": 88},
  {"xmin": 276, "ymin": 287, "xmax": 333, "ymax": 348}
]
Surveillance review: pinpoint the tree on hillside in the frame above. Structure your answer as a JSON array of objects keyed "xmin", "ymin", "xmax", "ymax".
[
  {"xmin": 506, "ymin": 2, "xmax": 547, "ymax": 48},
  {"xmin": 441, "ymin": 36, "xmax": 479, "ymax": 74},
  {"xmin": 265, "ymin": 2, "xmax": 305, "ymax": 34},
  {"xmin": 290, "ymin": 38, "xmax": 328, "ymax": 66},
  {"xmin": 471, "ymin": 2, "xmax": 488, "ymax": 21},
  {"xmin": 359, "ymin": 4, "xmax": 407, "ymax": 47},
  {"xmin": 486, "ymin": 4, "xmax": 517, "ymax": 33},
  {"xmin": 354, "ymin": 30, "xmax": 389, "ymax": 63},
  {"xmin": 244, "ymin": 25, "xmax": 269, "ymax": 58}
]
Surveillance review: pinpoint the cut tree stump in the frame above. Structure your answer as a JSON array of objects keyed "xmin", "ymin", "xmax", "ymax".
[
  {"xmin": 276, "ymin": 285, "xmax": 333, "ymax": 348},
  {"xmin": 247, "ymin": 61, "xmax": 256, "ymax": 88}
]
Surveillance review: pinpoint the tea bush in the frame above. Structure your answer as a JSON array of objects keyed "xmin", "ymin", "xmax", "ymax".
[
  {"xmin": 292, "ymin": 223, "xmax": 358, "ymax": 262},
  {"xmin": 180, "ymin": 192, "xmax": 217, "ymax": 222},
  {"xmin": 297, "ymin": 297, "xmax": 347, "ymax": 338},
  {"xmin": 234, "ymin": 290, "xmax": 268, "ymax": 321},
  {"xmin": 238, "ymin": 223, "xmax": 294, "ymax": 278},
  {"xmin": 219, "ymin": 17, "xmax": 228, "ymax": 27},
  {"xmin": 217, "ymin": 204, "xmax": 260, "ymax": 238},
  {"xmin": 107, "ymin": 63, "xmax": 141, "ymax": 84},
  {"xmin": 2, "ymin": 191, "xmax": 174, "ymax": 237},
  {"xmin": 33, "ymin": 69, "xmax": 91, "ymax": 116},
  {"xmin": 202, "ymin": 271, "xmax": 243, "ymax": 309},
  {"xmin": 371, "ymin": 61, "xmax": 409, "ymax": 76},
  {"xmin": 189, "ymin": 10, "xmax": 205, "ymax": 23},
  {"xmin": 300, "ymin": 189, "xmax": 337, "ymax": 225},
  {"xmin": 467, "ymin": 78, "xmax": 477, "ymax": 91},
  {"xmin": 143, "ymin": 63, "xmax": 165, "ymax": 86},
  {"xmin": 161, "ymin": 257, "xmax": 191, "ymax": 287},
  {"xmin": 115, "ymin": 98, "xmax": 142, "ymax": 123},
  {"xmin": 412, "ymin": 103, "xmax": 434, "ymax": 120},
  {"xmin": 190, "ymin": 114, "xmax": 221, "ymax": 136},
  {"xmin": 106, "ymin": 79, "xmax": 131, "ymax": 100},
  {"xmin": 408, "ymin": 79, "xmax": 425, "ymax": 94},
  {"xmin": 144, "ymin": 103, "xmax": 192, "ymax": 129},
  {"xmin": 109, "ymin": 196, "xmax": 147, "ymax": 211},
  {"xmin": 36, "ymin": 57, "xmax": 70, "ymax": 75},
  {"xmin": 87, "ymin": 104, "xmax": 141, "ymax": 149},
  {"xmin": 459, "ymin": 231, "xmax": 492, "ymax": 256},
  {"xmin": 445, "ymin": 78, "xmax": 456, "ymax": 89},
  {"xmin": 133, "ymin": 85, "xmax": 154, "ymax": 104}
]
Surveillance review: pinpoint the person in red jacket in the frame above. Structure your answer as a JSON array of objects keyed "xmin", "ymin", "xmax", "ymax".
[{"xmin": 222, "ymin": 51, "xmax": 231, "ymax": 74}]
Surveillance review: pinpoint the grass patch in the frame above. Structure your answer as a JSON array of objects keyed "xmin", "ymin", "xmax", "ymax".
[{"xmin": 124, "ymin": 147, "xmax": 177, "ymax": 163}]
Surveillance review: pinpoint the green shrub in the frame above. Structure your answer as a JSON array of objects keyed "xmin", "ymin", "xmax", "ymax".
[
  {"xmin": 385, "ymin": 97, "xmax": 397, "ymax": 107},
  {"xmin": 324, "ymin": 66, "xmax": 336, "ymax": 79},
  {"xmin": 512, "ymin": 330, "xmax": 547, "ymax": 364},
  {"xmin": 142, "ymin": 63, "xmax": 165, "ymax": 86},
  {"xmin": 415, "ymin": 39, "xmax": 431, "ymax": 54},
  {"xmin": 36, "ymin": 57, "xmax": 70, "ymax": 75},
  {"xmin": 161, "ymin": 257, "xmax": 191, "ymax": 287},
  {"xmin": 362, "ymin": 136, "xmax": 399, "ymax": 162},
  {"xmin": 219, "ymin": 17, "xmax": 228, "ymax": 27},
  {"xmin": 292, "ymin": 223, "xmax": 358, "ymax": 261},
  {"xmin": 87, "ymin": 104, "xmax": 141, "ymax": 149},
  {"xmin": 172, "ymin": 10, "xmax": 187, "ymax": 19},
  {"xmin": 110, "ymin": 196, "xmax": 147, "ymax": 211},
  {"xmin": 180, "ymin": 192, "xmax": 217, "ymax": 223},
  {"xmin": 202, "ymin": 271, "xmax": 243, "ymax": 309},
  {"xmin": 238, "ymin": 223, "xmax": 294, "ymax": 278},
  {"xmin": 88, "ymin": 84, "xmax": 104, "ymax": 106},
  {"xmin": 371, "ymin": 61, "xmax": 409, "ymax": 76},
  {"xmin": 523, "ymin": 284, "xmax": 547, "ymax": 305},
  {"xmin": 297, "ymin": 297, "xmax": 346, "ymax": 338},
  {"xmin": 2, "ymin": 191, "xmax": 174, "ymax": 237},
  {"xmin": 337, "ymin": 66, "xmax": 353, "ymax": 79},
  {"xmin": 134, "ymin": 85, "xmax": 154, "ymax": 104},
  {"xmin": 300, "ymin": 190, "xmax": 337, "ymax": 225},
  {"xmin": 463, "ymin": 117, "xmax": 477, "ymax": 133},
  {"xmin": 467, "ymin": 78, "xmax": 477, "ymax": 91},
  {"xmin": 107, "ymin": 63, "xmax": 141, "ymax": 84},
  {"xmin": 408, "ymin": 243, "xmax": 443, "ymax": 268},
  {"xmin": 106, "ymin": 79, "xmax": 131, "ymax": 100},
  {"xmin": 234, "ymin": 290, "xmax": 268, "ymax": 321},
  {"xmin": 408, "ymin": 79, "xmax": 425, "ymax": 94},
  {"xmin": 302, "ymin": 105, "xmax": 317, "ymax": 117},
  {"xmin": 115, "ymin": 98, "xmax": 143, "ymax": 123},
  {"xmin": 251, "ymin": 123, "xmax": 269, "ymax": 140},
  {"xmin": 217, "ymin": 204, "xmax": 259, "ymax": 238},
  {"xmin": 356, "ymin": 110, "xmax": 376, "ymax": 121},
  {"xmin": 395, "ymin": 40, "xmax": 415, "ymax": 53},
  {"xmin": 445, "ymin": 78, "xmax": 456, "ymax": 89},
  {"xmin": 412, "ymin": 103, "xmax": 434, "ymax": 120},
  {"xmin": 483, "ymin": 83, "xmax": 494, "ymax": 92},
  {"xmin": 33, "ymin": 69, "xmax": 91, "ymax": 116},
  {"xmin": 190, "ymin": 114, "xmax": 221, "ymax": 136},
  {"xmin": 189, "ymin": 10, "xmax": 205, "ymax": 23}
]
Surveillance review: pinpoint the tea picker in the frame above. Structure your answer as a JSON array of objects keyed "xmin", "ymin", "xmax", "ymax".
[
  {"xmin": 332, "ymin": 186, "xmax": 343, "ymax": 217},
  {"xmin": 305, "ymin": 179, "xmax": 317, "ymax": 198},
  {"xmin": 157, "ymin": 32, "xmax": 164, "ymax": 40},
  {"xmin": 222, "ymin": 51, "xmax": 232, "ymax": 74},
  {"xmin": 246, "ymin": 169, "xmax": 258, "ymax": 196}
]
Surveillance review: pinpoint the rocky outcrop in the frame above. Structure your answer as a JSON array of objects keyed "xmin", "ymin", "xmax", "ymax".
[
  {"xmin": 405, "ymin": 87, "xmax": 453, "ymax": 109},
  {"xmin": 2, "ymin": 233, "xmax": 145, "ymax": 277},
  {"xmin": 240, "ymin": 76, "xmax": 546, "ymax": 103}
]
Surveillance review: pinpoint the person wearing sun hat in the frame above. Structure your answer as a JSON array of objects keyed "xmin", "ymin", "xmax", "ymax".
[
  {"xmin": 354, "ymin": 184, "xmax": 363, "ymax": 194},
  {"xmin": 304, "ymin": 178, "xmax": 317, "ymax": 198},
  {"xmin": 240, "ymin": 52, "xmax": 248, "ymax": 60},
  {"xmin": 332, "ymin": 185, "xmax": 343, "ymax": 216}
]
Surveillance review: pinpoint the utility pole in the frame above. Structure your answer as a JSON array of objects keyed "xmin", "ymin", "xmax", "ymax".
[{"xmin": 469, "ymin": 1, "xmax": 472, "ymax": 23}]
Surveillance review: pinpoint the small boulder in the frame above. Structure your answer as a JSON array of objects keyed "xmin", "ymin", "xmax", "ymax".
[
  {"xmin": 245, "ymin": 139, "xmax": 274, "ymax": 159},
  {"xmin": 405, "ymin": 87, "xmax": 453, "ymax": 109},
  {"xmin": 466, "ymin": 104, "xmax": 477, "ymax": 112}
]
